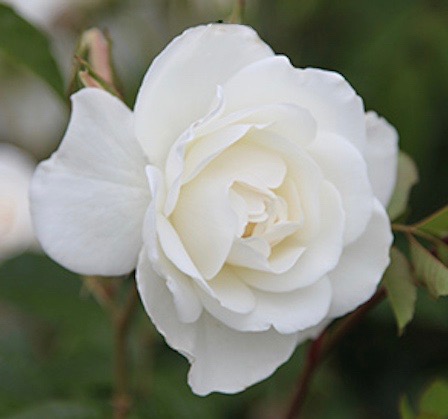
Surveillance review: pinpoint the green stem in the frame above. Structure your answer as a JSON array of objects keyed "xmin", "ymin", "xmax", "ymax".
[{"xmin": 285, "ymin": 288, "xmax": 386, "ymax": 419}]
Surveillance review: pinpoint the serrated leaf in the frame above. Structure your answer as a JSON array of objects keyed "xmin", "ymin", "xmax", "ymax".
[
  {"xmin": 388, "ymin": 152, "xmax": 419, "ymax": 221},
  {"xmin": 410, "ymin": 237, "xmax": 448, "ymax": 297},
  {"xmin": 383, "ymin": 247, "xmax": 417, "ymax": 335},
  {"xmin": 0, "ymin": 4, "xmax": 64, "ymax": 98},
  {"xmin": 419, "ymin": 380, "xmax": 448, "ymax": 417},
  {"xmin": 400, "ymin": 395, "xmax": 416, "ymax": 419},
  {"xmin": 415, "ymin": 206, "xmax": 448, "ymax": 239}
]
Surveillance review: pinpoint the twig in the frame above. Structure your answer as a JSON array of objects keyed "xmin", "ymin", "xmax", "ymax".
[
  {"xmin": 112, "ymin": 280, "xmax": 139, "ymax": 419},
  {"xmin": 285, "ymin": 288, "xmax": 386, "ymax": 419}
]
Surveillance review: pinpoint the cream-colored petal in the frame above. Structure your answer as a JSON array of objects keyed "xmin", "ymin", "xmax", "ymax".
[
  {"xmin": 30, "ymin": 88, "xmax": 149, "ymax": 276},
  {"xmin": 136, "ymin": 250, "xmax": 299, "ymax": 396},
  {"xmin": 307, "ymin": 132, "xmax": 373, "ymax": 244},
  {"xmin": 223, "ymin": 56, "xmax": 366, "ymax": 152},
  {"xmin": 328, "ymin": 199, "xmax": 392, "ymax": 318},
  {"xmin": 240, "ymin": 181, "xmax": 344, "ymax": 292},
  {"xmin": 134, "ymin": 24, "xmax": 273, "ymax": 167},
  {"xmin": 365, "ymin": 111, "xmax": 399, "ymax": 207},
  {"xmin": 200, "ymin": 276, "xmax": 331, "ymax": 334}
]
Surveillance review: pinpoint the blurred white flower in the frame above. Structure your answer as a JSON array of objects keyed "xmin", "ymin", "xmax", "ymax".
[
  {"xmin": 0, "ymin": 73, "xmax": 67, "ymax": 157},
  {"xmin": 0, "ymin": 144, "xmax": 36, "ymax": 264},
  {"xmin": 31, "ymin": 24, "xmax": 397, "ymax": 395},
  {"xmin": 0, "ymin": 0, "xmax": 101, "ymax": 30}
]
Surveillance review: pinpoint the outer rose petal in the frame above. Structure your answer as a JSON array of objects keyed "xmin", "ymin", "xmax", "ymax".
[
  {"xmin": 327, "ymin": 199, "xmax": 393, "ymax": 318},
  {"xmin": 223, "ymin": 56, "xmax": 367, "ymax": 152},
  {"xmin": 365, "ymin": 111, "xmax": 399, "ymax": 207},
  {"xmin": 136, "ymin": 249, "xmax": 299, "ymax": 395},
  {"xmin": 30, "ymin": 88, "xmax": 150, "ymax": 276},
  {"xmin": 307, "ymin": 133, "xmax": 373, "ymax": 245},
  {"xmin": 134, "ymin": 24, "xmax": 274, "ymax": 167}
]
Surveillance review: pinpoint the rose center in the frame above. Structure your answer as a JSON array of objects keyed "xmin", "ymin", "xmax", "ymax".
[{"xmin": 231, "ymin": 181, "xmax": 290, "ymax": 246}]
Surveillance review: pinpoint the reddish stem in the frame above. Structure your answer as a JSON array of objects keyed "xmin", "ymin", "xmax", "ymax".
[{"xmin": 285, "ymin": 288, "xmax": 386, "ymax": 419}]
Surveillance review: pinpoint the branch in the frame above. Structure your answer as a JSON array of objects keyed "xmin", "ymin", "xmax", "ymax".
[{"xmin": 285, "ymin": 288, "xmax": 386, "ymax": 419}]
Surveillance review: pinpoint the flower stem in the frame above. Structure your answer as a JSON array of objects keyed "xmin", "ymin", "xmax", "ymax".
[
  {"xmin": 112, "ymin": 280, "xmax": 139, "ymax": 419},
  {"xmin": 392, "ymin": 223, "xmax": 442, "ymax": 245},
  {"xmin": 285, "ymin": 288, "xmax": 386, "ymax": 419},
  {"xmin": 229, "ymin": 0, "xmax": 246, "ymax": 23}
]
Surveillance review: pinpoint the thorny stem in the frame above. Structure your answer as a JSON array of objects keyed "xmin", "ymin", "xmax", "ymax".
[
  {"xmin": 112, "ymin": 280, "xmax": 139, "ymax": 419},
  {"xmin": 285, "ymin": 288, "xmax": 387, "ymax": 419}
]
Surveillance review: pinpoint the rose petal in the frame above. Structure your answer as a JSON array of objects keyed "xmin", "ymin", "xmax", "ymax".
[
  {"xmin": 207, "ymin": 265, "xmax": 256, "ymax": 314},
  {"xmin": 170, "ymin": 141, "xmax": 287, "ymax": 280},
  {"xmin": 134, "ymin": 24, "xmax": 273, "ymax": 167},
  {"xmin": 239, "ymin": 181, "xmax": 344, "ymax": 292},
  {"xmin": 223, "ymin": 56, "xmax": 366, "ymax": 152},
  {"xmin": 327, "ymin": 199, "xmax": 392, "ymax": 318},
  {"xmin": 197, "ymin": 102, "xmax": 317, "ymax": 147},
  {"xmin": 365, "ymin": 111, "xmax": 399, "ymax": 207},
  {"xmin": 142, "ymin": 172, "xmax": 203, "ymax": 323},
  {"xmin": 200, "ymin": 276, "xmax": 331, "ymax": 334},
  {"xmin": 135, "ymin": 249, "xmax": 299, "ymax": 396},
  {"xmin": 307, "ymin": 132, "xmax": 373, "ymax": 244},
  {"xmin": 30, "ymin": 88, "xmax": 149, "ymax": 276}
]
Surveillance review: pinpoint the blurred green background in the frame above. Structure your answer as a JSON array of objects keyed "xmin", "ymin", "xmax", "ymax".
[{"xmin": 0, "ymin": 0, "xmax": 447, "ymax": 418}]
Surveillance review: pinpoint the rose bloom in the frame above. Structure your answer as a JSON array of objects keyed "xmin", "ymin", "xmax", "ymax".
[
  {"xmin": 0, "ymin": 144, "xmax": 36, "ymax": 264},
  {"xmin": 31, "ymin": 24, "xmax": 397, "ymax": 395}
]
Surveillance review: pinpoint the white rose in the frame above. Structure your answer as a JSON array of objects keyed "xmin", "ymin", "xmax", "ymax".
[
  {"xmin": 0, "ymin": 144, "xmax": 36, "ymax": 263},
  {"xmin": 30, "ymin": 24, "xmax": 397, "ymax": 395}
]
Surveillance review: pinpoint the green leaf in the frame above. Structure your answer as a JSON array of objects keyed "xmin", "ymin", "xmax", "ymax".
[
  {"xmin": 419, "ymin": 380, "xmax": 448, "ymax": 417},
  {"xmin": 388, "ymin": 152, "xmax": 419, "ymax": 221},
  {"xmin": 383, "ymin": 247, "xmax": 417, "ymax": 335},
  {"xmin": 415, "ymin": 206, "xmax": 448, "ymax": 239},
  {"xmin": 4, "ymin": 401, "xmax": 99, "ymax": 419},
  {"xmin": 399, "ymin": 395, "xmax": 416, "ymax": 419},
  {"xmin": 437, "ymin": 243, "xmax": 448, "ymax": 265},
  {"xmin": 410, "ymin": 236, "xmax": 448, "ymax": 297},
  {"xmin": 0, "ymin": 4, "xmax": 64, "ymax": 98}
]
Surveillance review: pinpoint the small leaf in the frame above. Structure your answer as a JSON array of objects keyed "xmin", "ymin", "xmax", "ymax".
[
  {"xmin": 414, "ymin": 206, "xmax": 448, "ymax": 239},
  {"xmin": 399, "ymin": 395, "xmax": 416, "ymax": 419},
  {"xmin": 388, "ymin": 152, "xmax": 419, "ymax": 221},
  {"xmin": 383, "ymin": 247, "xmax": 417, "ymax": 335},
  {"xmin": 419, "ymin": 380, "xmax": 448, "ymax": 417},
  {"xmin": 410, "ymin": 236, "xmax": 448, "ymax": 297},
  {"xmin": 437, "ymin": 242, "xmax": 448, "ymax": 265},
  {"xmin": 0, "ymin": 4, "xmax": 64, "ymax": 98}
]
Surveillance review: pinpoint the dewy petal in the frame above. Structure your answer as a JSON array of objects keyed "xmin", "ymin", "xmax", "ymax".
[
  {"xmin": 327, "ymin": 199, "xmax": 392, "ymax": 318},
  {"xmin": 223, "ymin": 56, "xmax": 366, "ymax": 152},
  {"xmin": 30, "ymin": 88, "xmax": 149, "ymax": 276},
  {"xmin": 307, "ymin": 132, "xmax": 373, "ymax": 245},
  {"xmin": 200, "ymin": 276, "xmax": 331, "ymax": 334},
  {"xmin": 134, "ymin": 24, "xmax": 273, "ymax": 167},
  {"xmin": 136, "ymin": 249, "xmax": 299, "ymax": 396},
  {"xmin": 365, "ymin": 111, "xmax": 399, "ymax": 207}
]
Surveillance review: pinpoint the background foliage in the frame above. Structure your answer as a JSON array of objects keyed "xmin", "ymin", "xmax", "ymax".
[{"xmin": 0, "ymin": 0, "xmax": 447, "ymax": 417}]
